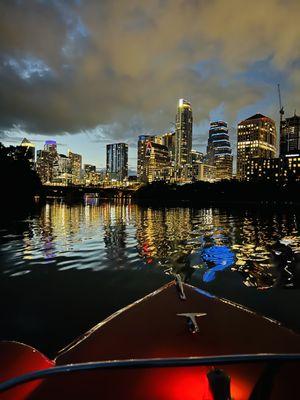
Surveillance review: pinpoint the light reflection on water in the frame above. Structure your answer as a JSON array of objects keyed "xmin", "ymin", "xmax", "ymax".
[
  {"xmin": 0, "ymin": 200, "xmax": 299, "ymax": 290},
  {"xmin": 1, "ymin": 199, "xmax": 300, "ymax": 353}
]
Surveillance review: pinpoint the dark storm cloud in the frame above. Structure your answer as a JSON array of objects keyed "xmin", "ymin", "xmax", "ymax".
[{"xmin": 1, "ymin": 0, "xmax": 300, "ymax": 140}]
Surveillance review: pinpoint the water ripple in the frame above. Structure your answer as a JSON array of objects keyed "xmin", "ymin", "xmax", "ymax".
[{"xmin": 0, "ymin": 202, "xmax": 299, "ymax": 291}]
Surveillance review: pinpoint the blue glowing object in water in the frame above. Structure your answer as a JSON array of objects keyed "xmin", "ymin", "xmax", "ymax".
[{"xmin": 201, "ymin": 245, "xmax": 235, "ymax": 282}]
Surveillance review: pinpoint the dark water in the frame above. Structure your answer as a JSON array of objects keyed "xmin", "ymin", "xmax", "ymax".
[{"xmin": 0, "ymin": 199, "xmax": 300, "ymax": 357}]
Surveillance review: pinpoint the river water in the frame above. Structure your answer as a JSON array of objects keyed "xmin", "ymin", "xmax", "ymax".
[{"xmin": 0, "ymin": 199, "xmax": 300, "ymax": 356}]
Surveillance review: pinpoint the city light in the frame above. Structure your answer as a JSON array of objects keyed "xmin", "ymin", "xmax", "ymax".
[{"xmin": 2, "ymin": 100, "xmax": 299, "ymax": 187}]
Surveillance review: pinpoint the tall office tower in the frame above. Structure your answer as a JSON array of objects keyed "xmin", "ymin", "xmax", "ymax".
[
  {"xmin": 56, "ymin": 154, "xmax": 72, "ymax": 185},
  {"xmin": 17, "ymin": 138, "xmax": 35, "ymax": 167},
  {"xmin": 206, "ymin": 121, "xmax": 233, "ymax": 180},
  {"xmin": 175, "ymin": 99, "xmax": 193, "ymax": 173},
  {"xmin": 36, "ymin": 150, "xmax": 54, "ymax": 183},
  {"xmin": 68, "ymin": 150, "xmax": 82, "ymax": 185},
  {"xmin": 143, "ymin": 141, "xmax": 171, "ymax": 183},
  {"xmin": 58, "ymin": 154, "xmax": 71, "ymax": 174},
  {"xmin": 106, "ymin": 143, "xmax": 128, "ymax": 182},
  {"xmin": 36, "ymin": 140, "xmax": 59, "ymax": 183},
  {"xmin": 161, "ymin": 132, "xmax": 176, "ymax": 162},
  {"xmin": 280, "ymin": 114, "xmax": 300, "ymax": 156},
  {"xmin": 137, "ymin": 135, "xmax": 156, "ymax": 182},
  {"xmin": 237, "ymin": 113, "xmax": 277, "ymax": 180}
]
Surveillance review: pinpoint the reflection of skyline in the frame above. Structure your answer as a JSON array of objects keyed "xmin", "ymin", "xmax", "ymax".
[
  {"xmin": 1, "ymin": 201, "xmax": 298, "ymax": 289},
  {"xmin": 135, "ymin": 207, "xmax": 300, "ymax": 288},
  {"xmin": 135, "ymin": 208, "xmax": 192, "ymax": 263},
  {"xmin": 232, "ymin": 212, "xmax": 300, "ymax": 289},
  {"xmin": 102, "ymin": 202, "xmax": 132, "ymax": 267}
]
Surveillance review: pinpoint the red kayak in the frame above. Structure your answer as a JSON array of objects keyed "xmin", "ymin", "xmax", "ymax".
[{"xmin": 1, "ymin": 279, "xmax": 300, "ymax": 399}]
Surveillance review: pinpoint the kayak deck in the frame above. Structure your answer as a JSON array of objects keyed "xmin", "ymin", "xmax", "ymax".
[
  {"xmin": 1, "ymin": 280, "xmax": 300, "ymax": 399},
  {"xmin": 57, "ymin": 280, "xmax": 300, "ymax": 364}
]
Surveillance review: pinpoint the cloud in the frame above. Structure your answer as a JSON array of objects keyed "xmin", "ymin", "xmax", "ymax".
[
  {"xmin": 0, "ymin": 125, "xmax": 65, "ymax": 146},
  {"xmin": 0, "ymin": 0, "xmax": 300, "ymax": 144},
  {"xmin": 3, "ymin": 56, "xmax": 52, "ymax": 80}
]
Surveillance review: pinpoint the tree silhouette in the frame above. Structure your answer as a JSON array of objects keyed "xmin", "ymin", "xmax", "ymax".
[
  {"xmin": 134, "ymin": 180, "xmax": 299, "ymax": 206},
  {"xmin": 0, "ymin": 142, "xmax": 42, "ymax": 209}
]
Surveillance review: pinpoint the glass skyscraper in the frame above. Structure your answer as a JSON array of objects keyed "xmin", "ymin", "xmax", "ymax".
[
  {"xmin": 280, "ymin": 114, "xmax": 300, "ymax": 156},
  {"xmin": 106, "ymin": 143, "xmax": 128, "ymax": 182},
  {"xmin": 137, "ymin": 135, "xmax": 156, "ymax": 182},
  {"xmin": 175, "ymin": 99, "xmax": 193, "ymax": 173},
  {"xmin": 36, "ymin": 140, "xmax": 58, "ymax": 183},
  {"xmin": 206, "ymin": 121, "xmax": 233, "ymax": 180},
  {"xmin": 68, "ymin": 150, "xmax": 82, "ymax": 185}
]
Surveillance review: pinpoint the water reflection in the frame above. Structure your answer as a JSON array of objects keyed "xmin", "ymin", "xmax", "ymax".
[{"xmin": 0, "ymin": 201, "xmax": 299, "ymax": 291}]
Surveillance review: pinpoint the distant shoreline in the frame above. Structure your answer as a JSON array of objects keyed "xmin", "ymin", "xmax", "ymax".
[
  {"xmin": 132, "ymin": 181, "xmax": 300, "ymax": 208},
  {"xmin": 132, "ymin": 198, "xmax": 300, "ymax": 207}
]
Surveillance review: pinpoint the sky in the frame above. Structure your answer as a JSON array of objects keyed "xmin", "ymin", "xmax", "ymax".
[{"xmin": 1, "ymin": 0, "xmax": 300, "ymax": 173}]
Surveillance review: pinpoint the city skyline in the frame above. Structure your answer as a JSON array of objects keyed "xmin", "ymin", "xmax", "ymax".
[
  {"xmin": 1, "ymin": 1, "xmax": 300, "ymax": 171},
  {"xmin": 0, "ymin": 101, "xmax": 291, "ymax": 174},
  {"xmin": 6, "ymin": 100, "xmax": 299, "ymax": 182},
  {"xmin": 9, "ymin": 104, "xmax": 299, "ymax": 185}
]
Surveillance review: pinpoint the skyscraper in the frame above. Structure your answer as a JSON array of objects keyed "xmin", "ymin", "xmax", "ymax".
[
  {"xmin": 206, "ymin": 121, "xmax": 233, "ymax": 180},
  {"xmin": 68, "ymin": 150, "xmax": 82, "ymax": 185},
  {"xmin": 175, "ymin": 99, "xmax": 193, "ymax": 174},
  {"xmin": 36, "ymin": 150, "xmax": 54, "ymax": 183},
  {"xmin": 56, "ymin": 154, "xmax": 72, "ymax": 185},
  {"xmin": 36, "ymin": 140, "xmax": 58, "ymax": 183},
  {"xmin": 280, "ymin": 114, "xmax": 300, "ymax": 156},
  {"xmin": 237, "ymin": 113, "xmax": 277, "ymax": 180},
  {"xmin": 157, "ymin": 132, "xmax": 176, "ymax": 162},
  {"xmin": 143, "ymin": 141, "xmax": 171, "ymax": 182},
  {"xmin": 137, "ymin": 135, "xmax": 156, "ymax": 182},
  {"xmin": 106, "ymin": 143, "xmax": 128, "ymax": 182},
  {"xmin": 137, "ymin": 134, "xmax": 175, "ymax": 182}
]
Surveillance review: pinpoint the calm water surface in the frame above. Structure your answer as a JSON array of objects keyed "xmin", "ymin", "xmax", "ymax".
[{"xmin": 0, "ymin": 199, "xmax": 300, "ymax": 356}]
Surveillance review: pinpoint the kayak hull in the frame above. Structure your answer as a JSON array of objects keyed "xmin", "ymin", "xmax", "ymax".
[{"xmin": 1, "ymin": 281, "xmax": 300, "ymax": 399}]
